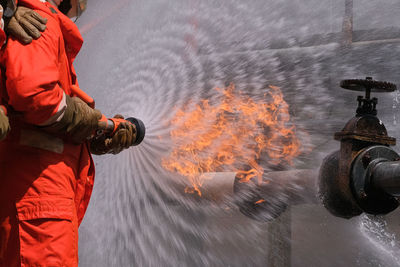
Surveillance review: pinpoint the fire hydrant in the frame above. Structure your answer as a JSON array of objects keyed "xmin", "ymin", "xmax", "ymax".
[{"xmin": 319, "ymin": 77, "xmax": 400, "ymax": 218}]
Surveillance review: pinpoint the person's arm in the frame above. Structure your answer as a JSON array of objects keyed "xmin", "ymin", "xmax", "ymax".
[
  {"xmin": 4, "ymin": 16, "xmax": 100, "ymax": 144},
  {"xmin": 4, "ymin": 14, "xmax": 63, "ymax": 125},
  {"xmin": 4, "ymin": 15, "xmax": 136, "ymax": 151}
]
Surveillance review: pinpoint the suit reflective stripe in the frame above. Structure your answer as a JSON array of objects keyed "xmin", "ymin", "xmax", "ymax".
[{"xmin": 20, "ymin": 129, "xmax": 64, "ymax": 154}]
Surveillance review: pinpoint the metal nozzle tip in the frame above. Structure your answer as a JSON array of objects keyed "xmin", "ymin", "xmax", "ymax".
[{"xmin": 126, "ymin": 117, "xmax": 146, "ymax": 146}]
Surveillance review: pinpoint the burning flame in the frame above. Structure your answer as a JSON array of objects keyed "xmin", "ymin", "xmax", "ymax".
[
  {"xmin": 255, "ymin": 199, "xmax": 266, "ymax": 205},
  {"xmin": 162, "ymin": 83, "xmax": 300, "ymax": 196}
]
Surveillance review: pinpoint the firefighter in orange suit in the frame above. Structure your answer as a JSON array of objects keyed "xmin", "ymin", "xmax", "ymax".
[
  {"xmin": 0, "ymin": 0, "xmax": 136, "ymax": 266},
  {"xmin": 0, "ymin": 0, "xmax": 49, "ymax": 142}
]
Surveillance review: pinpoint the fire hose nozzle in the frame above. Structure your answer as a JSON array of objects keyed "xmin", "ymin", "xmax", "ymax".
[
  {"xmin": 97, "ymin": 115, "xmax": 146, "ymax": 146},
  {"xmin": 125, "ymin": 117, "xmax": 146, "ymax": 146},
  {"xmin": 70, "ymin": 85, "xmax": 146, "ymax": 145}
]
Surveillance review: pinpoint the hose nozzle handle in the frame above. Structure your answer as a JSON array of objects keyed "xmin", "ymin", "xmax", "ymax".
[
  {"xmin": 97, "ymin": 115, "xmax": 146, "ymax": 146},
  {"xmin": 0, "ymin": 105, "xmax": 7, "ymax": 115},
  {"xmin": 125, "ymin": 117, "xmax": 146, "ymax": 146}
]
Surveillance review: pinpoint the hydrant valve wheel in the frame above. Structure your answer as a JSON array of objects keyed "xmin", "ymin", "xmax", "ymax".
[{"xmin": 340, "ymin": 77, "xmax": 397, "ymax": 93}]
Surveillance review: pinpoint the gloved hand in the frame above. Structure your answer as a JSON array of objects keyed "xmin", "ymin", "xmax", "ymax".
[
  {"xmin": 42, "ymin": 95, "xmax": 102, "ymax": 144},
  {"xmin": 0, "ymin": 107, "xmax": 10, "ymax": 141},
  {"xmin": 90, "ymin": 115, "xmax": 137, "ymax": 155},
  {"xmin": 6, "ymin": 6, "xmax": 47, "ymax": 44}
]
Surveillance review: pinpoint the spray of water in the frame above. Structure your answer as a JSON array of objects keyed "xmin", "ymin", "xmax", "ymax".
[
  {"xmin": 360, "ymin": 215, "xmax": 400, "ymax": 266},
  {"xmin": 75, "ymin": 1, "xmax": 400, "ymax": 266}
]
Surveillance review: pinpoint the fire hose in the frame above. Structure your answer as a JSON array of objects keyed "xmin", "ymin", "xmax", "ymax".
[{"xmin": 70, "ymin": 84, "xmax": 146, "ymax": 145}]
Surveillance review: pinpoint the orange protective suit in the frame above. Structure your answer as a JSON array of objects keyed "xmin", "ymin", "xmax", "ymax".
[
  {"xmin": 0, "ymin": 28, "xmax": 5, "ymax": 46},
  {"xmin": 0, "ymin": 0, "xmax": 94, "ymax": 266}
]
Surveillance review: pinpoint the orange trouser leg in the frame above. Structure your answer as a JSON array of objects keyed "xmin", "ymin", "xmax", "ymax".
[
  {"xmin": 0, "ymin": 207, "xmax": 78, "ymax": 267},
  {"xmin": 0, "ymin": 210, "xmax": 20, "ymax": 267}
]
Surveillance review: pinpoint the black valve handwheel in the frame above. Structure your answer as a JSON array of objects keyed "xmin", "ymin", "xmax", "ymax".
[{"xmin": 340, "ymin": 77, "xmax": 397, "ymax": 93}]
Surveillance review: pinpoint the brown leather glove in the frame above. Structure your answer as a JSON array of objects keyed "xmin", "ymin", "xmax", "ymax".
[
  {"xmin": 6, "ymin": 6, "xmax": 47, "ymax": 44},
  {"xmin": 90, "ymin": 115, "xmax": 137, "ymax": 155},
  {"xmin": 0, "ymin": 108, "xmax": 10, "ymax": 141},
  {"xmin": 42, "ymin": 95, "xmax": 102, "ymax": 144}
]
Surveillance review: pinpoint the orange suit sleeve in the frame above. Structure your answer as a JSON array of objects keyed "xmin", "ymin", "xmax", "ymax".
[{"xmin": 2, "ymin": 12, "xmax": 64, "ymax": 125}]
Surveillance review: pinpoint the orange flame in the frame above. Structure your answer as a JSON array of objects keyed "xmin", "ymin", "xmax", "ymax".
[
  {"xmin": 255, "ymin": 199, "xmax": 266, "ymax": 205},
  {"xmin": 162, "ymin": 83, "xmax": 300, "ymax": 196}
]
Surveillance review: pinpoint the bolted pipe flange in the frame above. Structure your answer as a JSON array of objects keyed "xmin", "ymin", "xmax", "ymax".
[
  {"xmin": 318, "ymin": 150, "xmax": 362, "ymax": 218},
  {"xmin": 351, "ymin": 145, "xmax": 400, "ymax": 215},
  {"xmin": 233, "ymin": 176, "xmax": 288, "ymax": 222}
]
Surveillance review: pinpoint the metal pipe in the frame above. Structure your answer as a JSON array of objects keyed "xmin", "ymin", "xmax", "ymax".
[
  {"xmin": 371, "ymin": 161, "xmax": 400, "ymax": 197},
  {"xmin": 177, "ymin": 169, "xmax": 319, "ymax": 206},
  {"xmin": 349, "ymin": 145, "xmax": 399, "ymax": 216},
  {"xmin": 163, "ymin": 169, "xmax": 318, "ymax": 221},
  {"xmin": 257, "ymin": 169, "xmax": 319, "ymax": 205},
  {"xmin": 233, "ymin": 169, "xmax": 318, "ymax": 221},
  {"xmin": 198, "ymin": 172, "xmax": 237, "ymax": 202}
]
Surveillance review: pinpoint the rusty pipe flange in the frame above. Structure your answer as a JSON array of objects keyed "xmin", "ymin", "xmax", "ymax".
[
  {"xmin": 318, "ymin": 151, "xmax": 363, "ymax": 218},
  {"xmin": 233, "ymin": 177, "xmax": 288, "ymax": 222},
  {"xmin": 351, "ymin": 146, "xmax": 400, "ymax": 215},
  {"xmin": 340, "ymin": 77, "xmax": 397, "ymax": 92}
]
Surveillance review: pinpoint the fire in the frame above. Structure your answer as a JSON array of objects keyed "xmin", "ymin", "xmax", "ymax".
[
  {"xmin": 255, "ymin": 199, "xmax": 266, "ymax": 205},
  {"xmin": 162, "ymin": 83, "xmax": 300, "ymax": 196}
]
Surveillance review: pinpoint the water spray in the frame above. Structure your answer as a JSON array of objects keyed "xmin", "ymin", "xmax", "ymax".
[{"xmin": 319, "ymin": 77, "xmax": 400, "ymax": 218}]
